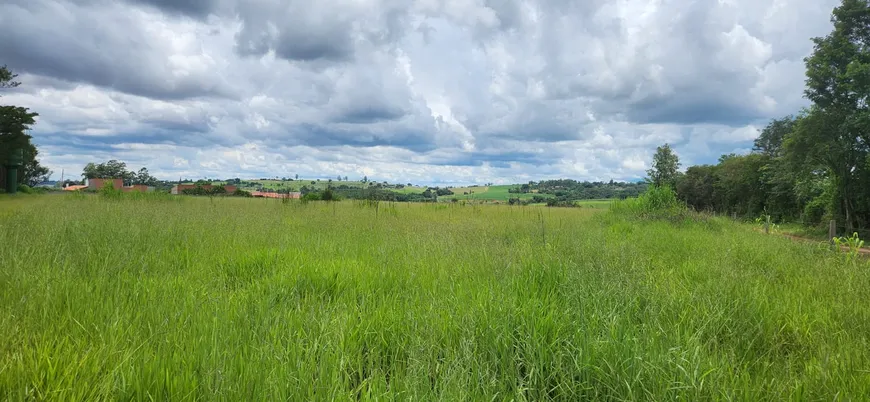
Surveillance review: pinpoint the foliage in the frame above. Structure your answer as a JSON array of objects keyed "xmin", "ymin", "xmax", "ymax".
[
  {"xmin": 97, "ymin": 180, "xmax": 123, "ymax": 199},
  {"xmin": 646, "ymin": 143, "xmax": 681, "ymax": 187},
  {"xmin": 320, "ymin": 188, "xmax": 336, "ymax": 201},
  {"xmin": 611, "ymin": 186, "xmax": 695, "ymax": 223},
  {"xmin": 301, "ymin": 192, "xmax": 321, "ymax": 202},
  {"xmin": 511, "ymin": 180, "xmax": 647, "ymax": 201},
  {"xmin": 833, "ymin": 232, "xmax": 865, "ymax": 263},
  {"xmin": 181, "ymin": 185, "xmax": 229, "ymax": 196},
  {"xmin": 0, "ymin": 65, "xmax": 50, "ymax": 187}
]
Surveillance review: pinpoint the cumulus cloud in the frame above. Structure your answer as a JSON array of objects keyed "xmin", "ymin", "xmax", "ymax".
[{"xmin": 0, "ymin": 0, "xmax": 841, "ymax": 184}]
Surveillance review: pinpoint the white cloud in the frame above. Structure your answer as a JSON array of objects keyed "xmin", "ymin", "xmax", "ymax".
[{"xmin": 0, "ymin": 0, "xmax": 841, "ymax": 184}]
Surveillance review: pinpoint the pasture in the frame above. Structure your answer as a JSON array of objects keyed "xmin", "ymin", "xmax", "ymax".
[
  {"xmin": 447, "ymin": 185, "xmax": 552, "ymax": 202},
  {"xmin": 575, "ymin": 199, "xmax": 613, "ymax": 209},
  {"xmin": 1, "ymin": 194, "xmax": 869, "ymax": 400}
]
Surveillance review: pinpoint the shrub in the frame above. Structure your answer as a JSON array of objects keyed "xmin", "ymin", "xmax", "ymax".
[
  {"xmin": 99, "ymin": 182, "xmax": 123, "ymax": 199},
  {"xmin": 233, "ymin": 189, "xmax": 253, "ymax": 197},
  {"xmin": 610, "ymin": 185, "xmax": 697, "ymax": 222},
  {"xmin": 302, "ymin": 193, "xmax": 321, "ymax": 202},
  {"xmin": 17, "ymin": 184, "xmax": 34, "ymax": 194},
  {"xmin": 321, "ymin": 188, "xmax": 336, "ymax": 201}
]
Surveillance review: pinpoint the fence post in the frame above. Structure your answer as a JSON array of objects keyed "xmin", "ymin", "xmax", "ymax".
[
  {"xmin": 732, "ymin": 212, "xmax": 737, "ymax": 220},
  {"xmin": 829, "ymin": 219, "xmax": 837, "ymax": 243},
  {"xmin": 764, "ymin": 215, "xmax": 770, "ymax": 234}
]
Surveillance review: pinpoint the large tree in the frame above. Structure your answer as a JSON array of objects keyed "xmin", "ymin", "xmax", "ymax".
[
  {"xmin": 799, "ymin": 0, "xmax": 870, "ymax": 233},
  {"xmin": 0, "ymin": 65, "xmax": 50, "ymax": 187},
  {"xmin": 646, "ymin": 143, "xmax": 681, "ymax": 188},
  {"xmin": 83, "ymin": 160, "xmax": 133, "ymax": 181}
]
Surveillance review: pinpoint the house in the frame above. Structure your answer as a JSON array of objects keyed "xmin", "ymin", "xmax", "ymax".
[
  {"xmin": 171, "ymin": 184, "xmax": 237, "ymax": 195},
  {"xmin": 86, "ymin": 178, "xmax": 154, "ymax": 192},
  {"xmin": 63, "ymin": 185, "xmax": 88, "ymax": 191}
]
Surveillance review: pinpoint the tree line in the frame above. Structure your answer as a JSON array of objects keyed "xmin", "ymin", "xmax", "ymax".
[{"xmin": 647, "ymin": 0, "xmax": 870, "ymax": 235}]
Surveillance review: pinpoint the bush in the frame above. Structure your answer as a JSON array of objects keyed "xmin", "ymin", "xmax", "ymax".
[
  {"xmin": 801, "ymin": 197, "xmax": 828, "ymax": 226},
  {"xmin": 610, "ymin": 186, "xmax": 697, "ymax": 222},
  {"xmin": 17, "ymin": 184, "xmax": 34, "ymax": 194},
  {"xmin": 98, "ymin": 182, "xmax": 123, "ymax": 199},
  {"xmin": 302, "ymin": 193, "xmax": 321, "ymax": 202},
  {"xmin": 233, "ymin": 189, "xmax": 253, "ymax": 197},
  {"xmin": 321, "ymin": 188, "xmax": 336, "ymax": 201}
]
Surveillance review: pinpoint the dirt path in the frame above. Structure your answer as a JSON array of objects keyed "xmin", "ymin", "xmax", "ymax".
[{"xmin": 778, "ymin": 232, "xmax": 870, "ymax": 256}]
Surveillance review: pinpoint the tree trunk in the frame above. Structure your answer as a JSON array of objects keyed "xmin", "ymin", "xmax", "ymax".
[
  {"xmin": 842, "ymin": 170, "xmax": 855, "ymax": 235},
  {"xmin": 844, "ymin": 195, "xmax": 855, "ymax": 235}
]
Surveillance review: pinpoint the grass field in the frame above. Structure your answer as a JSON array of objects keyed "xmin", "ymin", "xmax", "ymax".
[
  {"xmin": 575, "ymin": 199, "xmax": 613, "ymax": 209},
  {"xmin": 446, "ymin": 185, "xmax": 553, "ymax": 202},
  {"xmin": 1, "ymin": 194, "xmax": 869, "ymax": 400}
]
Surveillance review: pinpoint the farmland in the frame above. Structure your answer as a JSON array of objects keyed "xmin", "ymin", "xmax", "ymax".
[
  {"xmin": 446, "ymin": 185, "xmax": 553, "ymax": 202},
  {"xmin": 1, "ymin": 194, "xmax": 869, "ymax": 400}
]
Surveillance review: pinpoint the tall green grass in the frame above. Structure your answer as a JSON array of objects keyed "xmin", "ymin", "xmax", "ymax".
[{"xmin": 0, "ymin": 194, "xmax": 869, "ymax": 400}]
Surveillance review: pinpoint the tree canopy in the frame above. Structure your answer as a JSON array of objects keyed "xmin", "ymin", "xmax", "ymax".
[
  {"xmin": 646, "ymin": 144, "xmax": 680, "ymax": 188},
  {"xmin": 0, "ymin": 65, "xmax": 50, "ymax": 187},
  {"xmin": 82, "ymin": 160, "xmax": 158, "ymax": 186}
]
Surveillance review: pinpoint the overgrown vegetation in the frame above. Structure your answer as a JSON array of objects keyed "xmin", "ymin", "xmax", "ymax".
[
  {"xmin": 509, "ymin": 179, "xmax": 647, "ymax": 202},
  {"xmin": 1, "ymin": 195, "xmax": 868, "ymax": 399},
  {"xmin": 610, "ymin": 185, "xmax": 696, "ymax": 223}
]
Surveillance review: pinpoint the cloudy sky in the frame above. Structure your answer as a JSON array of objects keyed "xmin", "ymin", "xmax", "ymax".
[{"xmin": 1, "ymin": 0, "xmax": 840, "ymax": 184}]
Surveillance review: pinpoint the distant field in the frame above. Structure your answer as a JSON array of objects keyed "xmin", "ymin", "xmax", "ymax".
[
  {"xmin": 576, "ymin": 199, "xmax": 613, "ymax": 209},
  {"xmin": 446, "ymin": 185, "xmax": 552, "ymax": 202}
]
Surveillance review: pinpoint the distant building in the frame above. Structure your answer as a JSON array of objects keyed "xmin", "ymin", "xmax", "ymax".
[
  {"xmin": 171, "ymin": 184, "xmax": 237, "ymax": 195},
  {"xmin": 86, "ymin": 178, "xmax": 153, "ymax": 192},
  {"xmin": 63, "ymin": 185, "xmax": 88, "ymax": 191}
]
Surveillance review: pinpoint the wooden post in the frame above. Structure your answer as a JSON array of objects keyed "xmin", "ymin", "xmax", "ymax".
[
  {"xmin": 829, "ymin": 219, "xmax": 837, "ymax": 242},
  {"xmin": 764, "ymin": 215, "xmax": 770, "ymax": 234},
  {"xmin": 732, "ymin": 212, "xmax": 737, "ymax": 220}
]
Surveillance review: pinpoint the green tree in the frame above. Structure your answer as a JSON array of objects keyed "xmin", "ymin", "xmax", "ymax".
[
  {"xmin": 646, "ymin": 143, "xmax": 681, "ymax": 187},
  {"xmin": 83, "ymin": 160, "xmax": 131, "ymax": 180},
  {"xmin": 134, "ymin": 167, "xmax": 158, "ymax": 186},
  {"xmin": 753, "ymin": 116, "xmax": 796, "ymax": 158},
  {"xmin": 1, "ymin": 65, "xmax": 50, "ymax": 186},
  {"xmin": 799, "ymin": 0, "xmax": 870, "ymax": 232},
  {"xmin": 676, "ymin": 165, "xmax": 717, "ymax": 212}
]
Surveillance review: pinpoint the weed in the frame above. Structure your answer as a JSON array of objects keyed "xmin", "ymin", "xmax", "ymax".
[{"xmin": 833, "ymin": 232, "xmax": 865, "ymax": 263}]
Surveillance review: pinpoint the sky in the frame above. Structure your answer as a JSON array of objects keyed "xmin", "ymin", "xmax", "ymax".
[{"xmin": 0, "ymin": 0, "xmax": 841, "ymax": 185}]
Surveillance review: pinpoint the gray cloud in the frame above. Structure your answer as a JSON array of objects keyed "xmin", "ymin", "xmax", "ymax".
[
  {"xmin": 128, "ymin": 0, "xmax": 220, "ymax": 18},
  {"xmin": 0, "ymin": 0, "xmax": 234, "ymax": 100},
  {"xmin": 0, "ymin": 0, "xmax": 844, "ymax": 184}
]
